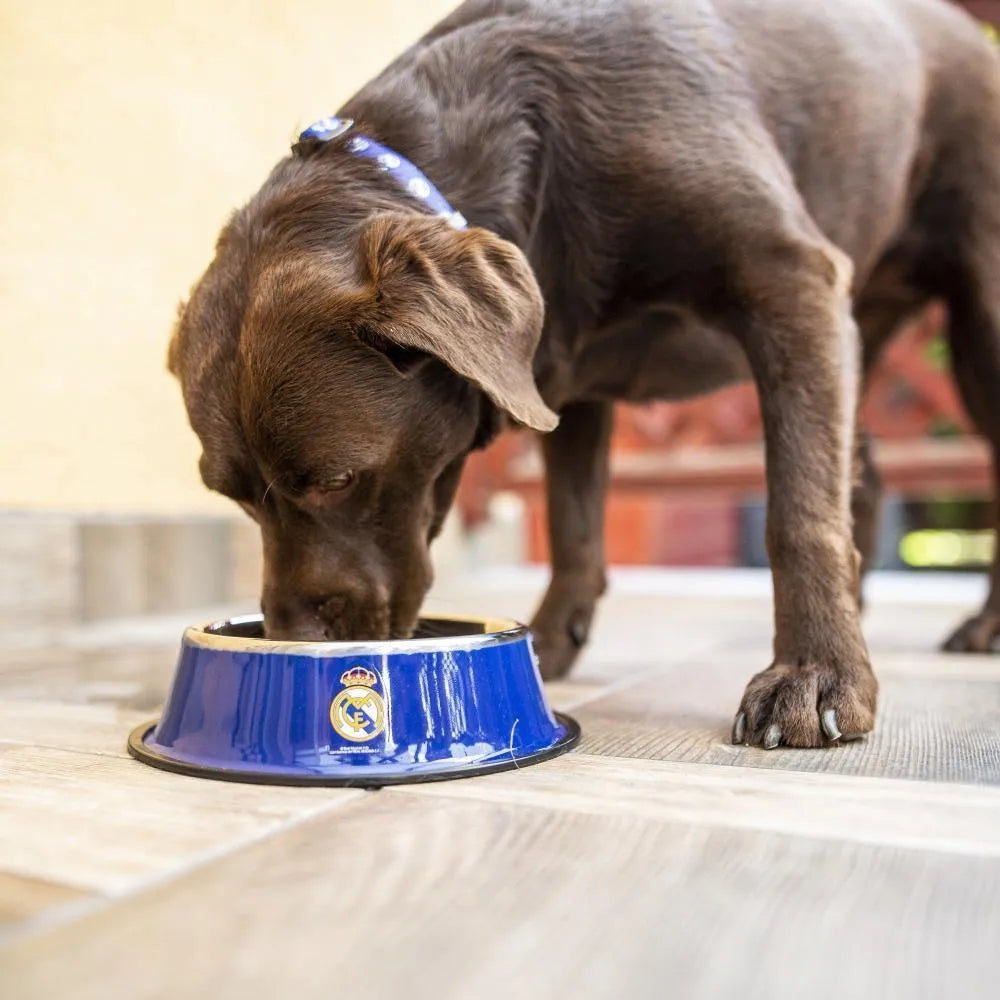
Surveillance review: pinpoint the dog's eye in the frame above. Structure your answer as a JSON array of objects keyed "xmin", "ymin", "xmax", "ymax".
[
  {"xmin": 324, "ymin": 471, "xmax": 355, "ymax": 491},
  {"xmin": 300, "ymin": 472, "xmax": 356, "ymax": 504},
  {"xmin": 294, "ymin": 472, "xmax": 357, "ymax": 509}
]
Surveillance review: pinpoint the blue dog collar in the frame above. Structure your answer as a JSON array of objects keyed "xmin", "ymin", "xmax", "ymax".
[{"xmin": 297, "ymin": 116, "xmax": 467, "ymax": 230}]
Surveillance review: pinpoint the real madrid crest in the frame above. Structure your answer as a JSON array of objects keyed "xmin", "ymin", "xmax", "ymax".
[{"xmin": 329, "ymin": 666, "xmax": 386, "ymax": 743}]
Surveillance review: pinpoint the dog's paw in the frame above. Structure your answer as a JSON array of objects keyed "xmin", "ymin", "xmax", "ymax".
[
  {"xmin": 529, "ymin": 573, "xmax": 604, "ymax": 681},
  {"xmin": 731, "ymin": 662, "xmax": 877, "ymax": 749},
  {"xmin": 529, "ymin": 611, "xmax": 591, "ymax": 680},
  {"xmin": 942, "ymin": 611, "xmax": 1000, "ymax": 654},
  {"xmin": 529, "ymin": 599, "xmax": 597, "ymax": 681}
]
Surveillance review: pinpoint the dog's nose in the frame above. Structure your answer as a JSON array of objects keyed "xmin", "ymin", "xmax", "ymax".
[
  {"xmin": 316, "ymin": 592, "xmax": 392, "ymax": 640},
  {"xmin": 262, "ymin": 591, "xmax": 392, "ymax": 642},
  {"xmin": 261, "ymin": 596, "xmax": 327, "ymax": 641}
]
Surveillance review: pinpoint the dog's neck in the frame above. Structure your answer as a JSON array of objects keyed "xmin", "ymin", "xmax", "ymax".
[
  {"xmin": 337, "ymin": 112, "xmax": 542, "ymax": 252},
  {"xmin": 335, "ymin": 38, "xmax": 620, "ymax": 350},
  {"xmin": 337, "ymin": 52, "xmax": 551, "ymax": 258},
  {"xmin": 294, "ymin": 117, "xmax": 470, "ymax": 232},
  {"xmin": 325, "ymin": 24, "xmax": 623, "ymax": 407}
]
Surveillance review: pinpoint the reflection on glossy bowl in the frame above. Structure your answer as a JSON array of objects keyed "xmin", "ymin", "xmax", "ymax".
[{"xmin": 127, "ymin": 614, "xmax": 579, "ymax": 786}]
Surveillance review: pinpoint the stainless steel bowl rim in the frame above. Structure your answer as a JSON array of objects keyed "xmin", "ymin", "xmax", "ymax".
[{"xmin": 184, "ymin": 613, "xmax": 528, "ymax": 659}]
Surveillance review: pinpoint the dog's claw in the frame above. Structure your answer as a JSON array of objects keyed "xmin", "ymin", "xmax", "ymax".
[
  {"xmin": 731, "ymin": 712, "xmax": 747, "ymax": 745},
  {"xmin": 763, "ymin": 724, "xmax": 781, "ymax": 750},
  {"xmin": 568, "ymin": 616, "xmax": 588, "ymax": 648},
  {"xmin": 821, "ymin": 708, "xmax": 842, "ymax": 741}
]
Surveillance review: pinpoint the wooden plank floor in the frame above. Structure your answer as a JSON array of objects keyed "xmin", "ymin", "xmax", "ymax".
[{"xmin": 1, "ymin": 569, "xmax": 998, "ymax": 999}]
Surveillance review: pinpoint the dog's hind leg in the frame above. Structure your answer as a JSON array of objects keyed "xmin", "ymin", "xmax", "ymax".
[
  {"xmin": 919, "ymin": 70, "xmax": 1000, "ymax": 653},
  {"xmin": 851, "ymin": 267, "xmax": 933, "ymax": 597},
  {"xmin": 530, "ymin": 400, "xmax": 613, "ymax": 679},
  {"xmin": 940, "ymin": 290, "xmax": 1000, "ymax": 653},
  {"xmin": 938, "ymin": 225, "xmax": 1000, "ymax": 653}
]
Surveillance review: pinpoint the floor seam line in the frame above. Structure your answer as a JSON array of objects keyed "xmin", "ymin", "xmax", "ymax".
[{"xmin": 0, "ymin": 789, "xmax": 377, "ymax": 950}]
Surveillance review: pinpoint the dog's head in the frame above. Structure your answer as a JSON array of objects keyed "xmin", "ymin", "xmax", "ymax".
[{"xmin": 169, "ymin": 160, "xmax": 556, "ymax": 640}]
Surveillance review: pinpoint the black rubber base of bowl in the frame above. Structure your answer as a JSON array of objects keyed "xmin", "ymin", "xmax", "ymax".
[{"xmin": 127, "ymin": 713, "xmax": 581, "ymax": 788}]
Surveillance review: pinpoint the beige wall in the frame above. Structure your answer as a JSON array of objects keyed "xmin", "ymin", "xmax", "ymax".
[{"xmin": 0, "ymin": 0, "xmax": 458, "ymax": 514}]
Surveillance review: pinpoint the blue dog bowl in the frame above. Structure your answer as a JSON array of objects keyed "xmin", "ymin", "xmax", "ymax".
[{"xmin": 128, "ymin": 614, "xmax": 579, "ymax": 786}]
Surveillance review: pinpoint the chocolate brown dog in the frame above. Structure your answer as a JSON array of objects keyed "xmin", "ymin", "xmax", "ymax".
[{"xmin": 169, "ymin": 0, "xmax": 1000, "ymax": 748}]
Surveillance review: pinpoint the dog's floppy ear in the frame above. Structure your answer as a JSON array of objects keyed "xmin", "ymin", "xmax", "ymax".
[
  {"xmin": 166, "ymin": 300, "xmax": 187, "ymax": 375},
  {"xmin": 359, "ymin": 213, "xmax": 558, "ymax": 432}
]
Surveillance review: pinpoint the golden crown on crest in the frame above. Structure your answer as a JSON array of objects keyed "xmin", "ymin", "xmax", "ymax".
[{"xmin": 340, "ymin": 666, "xmax": 377, "ymax": 689}]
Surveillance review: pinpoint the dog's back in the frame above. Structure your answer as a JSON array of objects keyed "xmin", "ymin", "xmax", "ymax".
[{"xmin": 357, "ymin": 0, "xmax": 999, "ymax": 290}]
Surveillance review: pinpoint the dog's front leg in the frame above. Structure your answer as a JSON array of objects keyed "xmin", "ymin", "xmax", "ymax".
[
  {"xmin": 530, "ymin": 400, "xmax": 613, "ymax": 680},
  {"xmin": 732, "ymin": 239, "xmax": 878, "ymax": 748}
]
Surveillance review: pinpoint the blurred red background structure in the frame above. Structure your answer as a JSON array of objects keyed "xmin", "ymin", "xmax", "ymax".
[
  {"xmin": 456, "ymin": 0, "xmax": 994, "ymax": 566},
  {"xmin": 963, "ymin": 1, "xmax": 1000, "ymax": 22}
]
